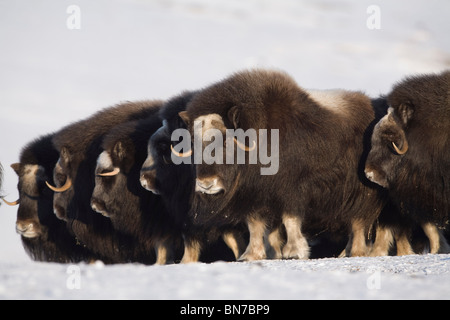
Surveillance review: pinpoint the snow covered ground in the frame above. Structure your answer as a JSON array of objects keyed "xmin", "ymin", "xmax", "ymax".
[
  {"xmin": 0, "ymin": 0, "xmax": 449, "ymax": 300},
  {"xmin": 1, "ymin": 254, "xmax": 450, "ymax": 300}
]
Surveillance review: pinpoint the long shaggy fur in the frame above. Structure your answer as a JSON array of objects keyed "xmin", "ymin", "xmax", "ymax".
[
  {"xmin": 371, "ymin": 71, "xmax": 450, "ymax": 227},
  {"xmin": 14, "ymin": 134, "xmax": 98, "ymax": 262},
  {"xmin": 51, "ymin": 100, "xmax": 165, "ymax": 263}
]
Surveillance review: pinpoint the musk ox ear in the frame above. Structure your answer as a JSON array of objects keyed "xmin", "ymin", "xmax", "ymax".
[
  {"xmin": 178, "ymin": 111, "xmax": 190, "ymax": 127},
  {"xmin": 10, "ymin": 163, "xmax": 21, "ymax": 175},
  {"xmin": 112, "ymin": 141, "xmax": 127, "ymax": 161},
  {"xmin": 59, "ymin": 147, "xmax": 72, "ymax": 168},
  {"xmin": 397, "ymin": 103, "xmax": 414, "ymax": 126},
  {"xmin": 112, "ymin": 141, "xmax": 134, "ymax": 172},
  {"xmin": 228, "ymin": 106, "xmax": 240, "ymax": 129}
]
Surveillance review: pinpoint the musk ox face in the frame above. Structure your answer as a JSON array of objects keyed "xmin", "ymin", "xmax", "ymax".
[
  {"xmin": 91, "ymin": 151, "xmax": 122, "ymax": 218},
  {"xmin": 49, "ymin": 148, "xmax": 75, "ymax": 221},
  {"xmin": 141, "ymin": 115, "xmax": 195, "ymax": 195},
  {"xmin": 10, "ymin": 163, "xmax": 53, "ymax": 238},
  {"xmin": 140, "ymin": 121, "xmax": 171, "ymax": 195},
  {"xmin": 91, "ymin": 141, "xmax": 139, "ymax": 219},
  {"xmin": 365, "ymin": 107, "xmax": 410, "ymax": 188},
  {"xmin": 179, "ymin": 111, "xmax": 247, "ymax": 198}
]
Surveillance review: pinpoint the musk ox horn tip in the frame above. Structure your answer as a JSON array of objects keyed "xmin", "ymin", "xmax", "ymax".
[{"xmin": 1, "ymin": 197, "xmax": 20, "ymax": 206}]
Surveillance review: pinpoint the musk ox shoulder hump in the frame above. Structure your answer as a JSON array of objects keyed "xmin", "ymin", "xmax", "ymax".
[{"xmin": 305, "ymin": 89, "xmax": 372, "ymax": 117}]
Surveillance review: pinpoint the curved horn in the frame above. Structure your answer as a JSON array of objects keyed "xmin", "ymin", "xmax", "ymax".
[
  {"xmin": 2, "ymin": 197, "xmax": 20, "ymax": 206},
  {"xmin": 170, "ymin": 144, "xmax": 192, "ymax": 158},
  {"xmin": 234, "ymin": 138, "xmax": 256, "ymax": 152},
  {"xmin": 97, "ymin": 167, "xmax": 120, "ymax": 177},
  {"xmin": 392, "ymin": 140, "xmax": 408, "ymax": 155},
  {"xmin": 45, "ymin": 178, "xmax": 72, "ymax": 193}
]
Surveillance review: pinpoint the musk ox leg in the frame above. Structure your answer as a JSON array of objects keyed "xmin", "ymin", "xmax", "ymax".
[
  {"xmin": 394, "ymin": 232, "xmax": 414, "ymax": 256},
  {"xmin": 222, "ymin": 231, "xmax": 246, "ymax": 260},
  {"xmin": 155, "ymin": 240, "xmax": 174, "ymax": 265},
  {"xmin": 422, "ymin": 223, "xmax": 450, "ymax": 254},
  {"xmin": 370, "ymin": 226, "xmax": 394, "ymax": 257},
  {"xmin": 181, "ymin": 238, "xmax": 202, "ymax": 264},
  {"xmin": 238, "ymin": 217, "xmax": 267, "ymax": 262},
  {"xmin": 349, "ymin": 219, "xmax": 370, "ymax": 257},
  {"xmin": 267, "ymin": 227, "xmax": 284, "ymax": 259},
  {"xmin": 282, "ymin": 215, "xmax": 310, "ymax": 260}
]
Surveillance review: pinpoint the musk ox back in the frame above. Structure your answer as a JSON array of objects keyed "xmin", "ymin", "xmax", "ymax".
[
  {"xmin": 49, "ymin": 100, "xmax": 164, "ymax": 263},
  {"xmin": 365, "ymin": 71, "xmax": 450, "ymax": 253},
  {"xmin": 7, "ymin": 134, "xmax": 98, "ymax": 262},
  {"xmin": 180, "ymin": 69, "xmax": 386, "ymax": 260},
  {"xmin": 91, "ymin": 111, "xmax": 183, "ymax": 264}
]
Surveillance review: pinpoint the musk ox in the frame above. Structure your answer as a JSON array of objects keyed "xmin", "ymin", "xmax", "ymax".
[
  {"xmin": 140, "ymin": 91, "xmax": 247, "ymax": 263},
  {"xmin": 4, "ymin": 134, "xmax": 98, "ymax": 262},
  {"xmin": 178, "ymin": 69, "xmax": 386, "ymax": 261},
  {"xmin": 365, "ymin": 71, "xmax": 450, "ymax": 254},
  {"xmin": 91, "ymin": 112, "xmax": 183, "ymax": 264},
  {"xmin": 47, "ymin": 100, "xmax": 164, "ymax": 263}
]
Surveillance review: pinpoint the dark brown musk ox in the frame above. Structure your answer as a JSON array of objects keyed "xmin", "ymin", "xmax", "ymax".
[
  {"xmin": 140, "ymin": 91, "xmax": 248, "ymax": 263},
  {"xmin": 91, "ymin": 112, "xmax": 183, "ymax": 264},
  {"xmin": 3, "ymin": 134, "xmax": 99, "ymax": 262},
  {"xmin": 178, "ymin": 69, "xmax": 387, "ymax": 261},
  {"xmin": 365, "ymin": 71, "xmax": 450, "ymax": 254},
  {"xmin": 46, "ymin": 100, "xmax": 165, "ymax": 264}
]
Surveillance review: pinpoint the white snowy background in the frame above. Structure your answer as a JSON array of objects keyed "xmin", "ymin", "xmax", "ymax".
[{"xmin": 0, "ymin": 0, "xmax": 449, "ymax": 300}]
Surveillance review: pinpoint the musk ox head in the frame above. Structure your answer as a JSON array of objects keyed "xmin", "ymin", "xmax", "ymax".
[
  {"xmin": 47, "ymin": 147, "xmax": 75, "ymax": 221},
  {"xmin": 140, "ymin": 92, "xmax": 197, "ymax": 198},
  {"xmin": 365, "ymin": 71, "xmax": 450, "ymax": 189},
  {"xmin": 140, "ymin": 120, "xmax": 172, "ymax": 195},
  {"xmin": 9, "ymin": 163, "xmax": 54, "ymax": 238},
  {"xmin": 178, "ymin": 109, "xmax": 255, "ymax": 197},
  {"xmin": 91, "ymin": 148, "xmax": 127, "ymax": 218},
  {"xmin": 364, "ymin": 106, "xmax": 410, "ymax": 188}
]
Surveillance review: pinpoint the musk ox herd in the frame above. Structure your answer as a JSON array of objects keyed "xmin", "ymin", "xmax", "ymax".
[{"xmin": 2, "ymin": 69, "xmax": 449, "ymax": 264}]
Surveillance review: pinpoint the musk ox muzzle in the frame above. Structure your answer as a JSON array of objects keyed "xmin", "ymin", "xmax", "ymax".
[
  {"xmin": 195, "ymin": 176, "xmax": 225, "ymax": 195},
  {"xmin": 16, "ymin": 219, "xmax": 41, "ymax": 238},
  {"xmin": 140, "ymin": 169, "xmax": 159, "ymax": 194},
  {"xmin": 90, "ymin": 198, "xmax": 110, "ymax": 217},
  {"xmin": 364, "ymin": 165, "xmax": 388, "ymax": 188}
]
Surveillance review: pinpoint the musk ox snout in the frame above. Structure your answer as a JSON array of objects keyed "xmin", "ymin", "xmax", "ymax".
[
  {"xmin": 140, "ymin": 169, "xmax": 159, "ymax": 194},
  {"xmin": 195, "ymin": 176, "xmax": 225, "ymax": 195},
  {"xmin": 364, "ymin": 165, "xmax": 388, "ymax": 188},
  {"xmin": 16, "ymin": 220, "xmax": 40, "ymax": 238},
  {"xmin": 90, "ymin": 198, "xmax": 110, "ymax": 217}
]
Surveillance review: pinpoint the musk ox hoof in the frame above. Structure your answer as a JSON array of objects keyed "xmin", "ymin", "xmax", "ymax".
[
  {"xmin": 282, "ymin": 241, "xmax": 310, "ymax": 260},
  {"xmin": 238, "ymin": 248, "xmax": 266, "ymax": 262}
]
